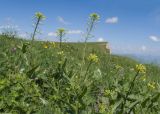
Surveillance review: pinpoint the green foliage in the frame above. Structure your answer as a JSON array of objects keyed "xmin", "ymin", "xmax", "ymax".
[
  {"xmin": 1, "ymin": 35, "xmax": 160, "ymax": 114},
  {"xmin": 0, "ymin": 13, "xmax": 160, "ymax": 114}
]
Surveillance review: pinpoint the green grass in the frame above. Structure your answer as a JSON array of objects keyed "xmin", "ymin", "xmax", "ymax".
[{"xmin": 0, "ymin": 36, "xmax": 160, "ymax": 114}]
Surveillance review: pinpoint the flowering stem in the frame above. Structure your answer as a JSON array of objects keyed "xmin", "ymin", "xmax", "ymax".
[
  {"xmin": 82, "ymin": 20, "xmax": 94, "ymax": 65},
  {"xmin": 122, "ymin": 70, "xmax": 139, "ymax": 113},
  {"xmin": 126, "ymin": 71, "xmax": 139, "ymax": 96},
  {"xmin": 59, "ymin": 35, "xmax": 62, "ymax": 48},
  {"xmin": 56, "ymin": 28, "xmax": 65, "ymax": 48},
  {"xmin": 84, "ymin": 61, "xmax": 92, "ymax": 82},
  {"xmin": 32, "ymin": 17, "xmax": 40, "ymax": 41}
]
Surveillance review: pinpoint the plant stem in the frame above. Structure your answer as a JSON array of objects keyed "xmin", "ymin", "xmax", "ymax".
[
  {"xmin": 32, "ymin": 17, "xmax": 40, "ymax": 41},
  {"xmin": 84, "ymin": 61, "xmax": 92, "ymax": 82},
  {"xmin": 60, "ymin": 35, "xmax": 62, "ymax": 48},
  {"xmin": 82, "ymin": 20, "xmax": 94, "ymax": 65},
  {"xmin": 122, "ymin": 71, "xmax": 139, "ymax": 113}
]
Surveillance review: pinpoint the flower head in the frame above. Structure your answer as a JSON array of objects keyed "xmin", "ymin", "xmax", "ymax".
[
  {"xmin": 135, "ymin": 64, "xmax": 146, "ymax": 74},
  {"xmin": 115, "ymin": 64, "xmax": 122, "ymax": 70},
  {"xmin": 56, "ymin": 28, "xmax": 66, "ymax": 36},
  {"xmin": 90, "ymin": 13, "xmax": 100, "ymax": 22},
  {"xmin": 99, "ymin": 103, "xmax": 106, "ymax": 113},
  {"xmin": 148, "ymin": 82, "xmax": 156, "ymax": 89},
  {"xmin": 57, "ymin": 51, "xmax": 64, "ymax": 55},
  {"xmin": 43, "ymin": 44, "xmax": 48, "ymax": 49},
  {"xmin": 58, "ymin": 61, "xmax": 63, "ymax": 65},
  {"xmin": 50, "ymin": 42, "xmax": 56, "ymax": 48},
  {"xmin": 104, "ymin": 89, "xmax": 111, "ymax": 96},
  {"xmin": 88, "ymin": 53, "xmax": 99, "ymax": 63},
  {"xmin": 35, "ymin": 12, "xmax": 46, "ymax": 20},
  {"xmin": 140, "ymin": 75, "xmax": 146, "ymax": 82}
]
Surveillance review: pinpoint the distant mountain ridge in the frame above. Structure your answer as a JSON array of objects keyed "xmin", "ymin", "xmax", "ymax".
[{"xmin": 119, "ymin": 54, "xmax": 160, "ymax": 66}]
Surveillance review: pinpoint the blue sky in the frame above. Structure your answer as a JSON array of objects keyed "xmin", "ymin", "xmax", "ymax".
[{"xmin": 0, "ymin": 0, "xmax": 160, "ymax": 56}]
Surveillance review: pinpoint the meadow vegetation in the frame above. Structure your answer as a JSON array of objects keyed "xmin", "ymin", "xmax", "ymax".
[{"xmin": 0, "ymin": 12, "xmax": 160, "ymax": 114}]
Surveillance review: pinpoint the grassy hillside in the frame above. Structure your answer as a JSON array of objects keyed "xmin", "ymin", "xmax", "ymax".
[{"xmin": 0, "ymin": 36, "xmax": 160, "ymax": 114}]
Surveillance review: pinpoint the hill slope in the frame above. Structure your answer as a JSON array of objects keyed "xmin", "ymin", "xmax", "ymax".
[{"xmin": 0, "ymin": 36, "xmax": 160, "ymax": 113}]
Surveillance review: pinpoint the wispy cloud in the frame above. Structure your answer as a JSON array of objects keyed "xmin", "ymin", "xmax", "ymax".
[
  {"xmin": 141, "ymin": 45, "xmax": 147, "ymax": 51},
  {"xmin": 149, "ymin": 35, "xmax": 160, "ymax": 42},
  {"xmin": 57, "ymin": 16, "xmax": 70, "ymax": 25},
  {"xmin": 48, "ymin": 32, "xmax": 57, "ymax": 37},
  {"xmin": 67, "ymin": 30, "xmax": 83, "ymax": 34},
  {"xmin": 0, "ymin": 17, "xmax": 21, "ymax": 31},
  {"xmin": 97, "ymin": 37, "xmax": 105, "ymax": 42},
  {"xmin": 0, "ymin": 25, "xmax": 19, "ymax": 30},
  {"xmin": 48, "ymin": 30, "xmax": 83, "ymax": 37},
  {"xmin": 111, "ymin": 44, "xmax": 150, "ymax": 55},
  {"xmin": 105, "ymin": 17, "xmax": 118, "ymax": 24},
  {"xmin": 18, "ymin": 33, "xmax": 28, "ymax": 38}
]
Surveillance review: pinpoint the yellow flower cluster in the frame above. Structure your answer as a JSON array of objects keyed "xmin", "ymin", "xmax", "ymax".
[
  {"xmin": 140, "ymin": 75, "xmax": 146, "ymax": 82},
  {"xmin": 90, "ymin": 13, "xmax": 100, "ymax": 21},
  {"xmin": 148, "ymin": 82, "xmax": 156, "ymax": 89},
  {"xmin": 43, "ymin": 44, "xmax": 49, "ymax": 49},
  {"xmin": 43, "ymin": 42, "xmax": 56, "ymax": 49},
  {"xmin": 50, "ymin": 42, "xmax": 56, "ymax": 48},
  {"xmin": 88, "ymin": 53, "xmax": 99, "ymax": 63},
  {"xmin": 104, "ymin": 89, "xmax": 111, "ymax": 96},
  {"xmin": 115, "ymin": 65, "xmax": 122, "ymax": 70},
  {"xmin": 57, "ymin": 51, "xmax": 64, "ymax": 55},
  {"xmin": 135, "ymin": 64, "xmax": 146, "ymax": 73},
  {"xmin": 58, "ymin": 61, "xmax": 63, "ymax": 65},
  {"xmin": 35, "ymin": 12, "xmax": 46, "ymax": 20},
  {"xmin": 99, "ymin": 103, "xmax": 106, "ymax": 113}
]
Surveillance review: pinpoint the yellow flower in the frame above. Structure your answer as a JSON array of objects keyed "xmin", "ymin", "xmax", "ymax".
[
  {"xmin": 104, "ymin": 89, "xmax": 111, "ymax": 96},
  {"xmin": 50, "ymin": 42, "xmax": 56, "ymax": 48},
  {"xmin": 88, "ymin": 53, "xmax": 99, "ymax": 63},
  {"xmin": 58, "ymin": 61, "xmax": 63, "ymax": 65},
  {"xmin": 43, "ymin": 44, "xmax": 48, "ymax": 49},
  {"xmin": 57, "ymin": 51, "xmax": 64, "ymax": 55},
  {"xmin": 115, "ymin": 65, "xmax": 122, "ymax": 70},
  {"xmin": 148, "ymin": 82, "xmax": 156, "ymax": 89},
  {"xmin": 90, "ymin": 13, "xmax": 100, "ymax": 21},
  {"xmin": 135, "ymin": 64, "xmax": 146, "ymax": 74},
  {"xmin": 140, "ymin": 75, "xmax": 146, "ymax": 82},
  {"xmin": 130, "ymin": 68, "xmax": 135, "ymax": 71},
  {"xmin": 35, "ymin": 12, "xmax": 46, "ymax": 20},
  {"xmin": 99, "ymin": 103, "xmax": 106, "ymax": 113}
]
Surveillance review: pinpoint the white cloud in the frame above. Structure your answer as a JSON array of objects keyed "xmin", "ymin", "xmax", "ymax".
[
  {"xmin": 105, "ymin": 17, "xmax": 118, "ymax": 24},
  {"xmin": 67, "ymin": 30, "xmax": 83, "ymax": 34},
  {"xmin": 19, "ymin": 33, "xmax": 27, "ymax": 38},
  {"xmin": 48, "ymin": 32, "xmax": 57, "ymax": 37},
  {"xmin": 149, "ymin": 35, "xmax": 160, "ymax": 42},
  {"xmin": 57, "ymin": 16, "xmax": 70, "ymax": 25},
  {"xmin": 48, "ymin": 30, "xmax": 82, "ymax": 37},
  {"xmin": 141, "ymin": 45, "xmax": 147, "ymax": 51},
  {"xmin": 0, "ymin": 25, "xmax": 19, "ymax": 30},
  {"xmin": 97, "ymin": 37, "xmax": 105, "ymax": 42}
]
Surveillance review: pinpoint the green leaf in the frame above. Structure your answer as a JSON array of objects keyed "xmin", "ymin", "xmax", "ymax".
[
  {"xmin": 112, "ymin": 99, "xmax": 123, "ymax": 114},
  {"xmin": 78, "ymin": 86, "xmax": 87, "ymax": 100},
  {"xmin": 26, "ymin": 65, "xmax": 39, "ymax": 78},
  {"xmin": 22, "ymin": 42, "xmax": 30, "ymax": 53},
  {"xmin": 40, "ymin": 97, "xmax": 48, "ymax": 105},
  {"xmin": 126, "ymin": 100, "xmax": 140, "ymax": 114}
]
